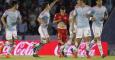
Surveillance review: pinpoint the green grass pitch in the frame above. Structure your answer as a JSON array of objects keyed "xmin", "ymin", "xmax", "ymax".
[{"xmin": 0, "ymin": 56, "xmax": 115, "ymax": 60}]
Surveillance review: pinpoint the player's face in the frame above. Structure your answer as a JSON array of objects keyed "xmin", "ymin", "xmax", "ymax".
[
  {"xmin": 77, "ymin": 0, "xmax": 84, "ymax": 5},
  {"xmin": 60, "ymin": 9, "xmax": 65, "ymax": 15},
  {"xmin": 96, "ymin": 0, "xmax": 102, "ymax": 6}
]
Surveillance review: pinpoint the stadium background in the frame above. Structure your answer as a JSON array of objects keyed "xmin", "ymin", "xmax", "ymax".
[{"xmin": 0, "ymin": 0, "xmax": 115, "ymax": 56}]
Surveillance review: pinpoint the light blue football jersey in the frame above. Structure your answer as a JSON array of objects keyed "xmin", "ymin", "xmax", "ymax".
[
  {"xmin": 92, "ymin": 6, "xmax": 107, "ymax": 27},
  {"xmin": 75, "ymin": 6, "xmax": 91, "ymax": 28}
]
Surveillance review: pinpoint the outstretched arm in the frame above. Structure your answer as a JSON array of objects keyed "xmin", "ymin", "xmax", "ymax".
[{"xmin": 49, "ymin": 0, "xmax": 59, "ymax": 10}]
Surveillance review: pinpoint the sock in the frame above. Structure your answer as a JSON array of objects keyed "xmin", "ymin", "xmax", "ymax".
[
  {"xmin": 33, "ymin": 43, "xmax": 44, "ymax": 54},
  {"xmin": 86, "ymin": 42, "xmax": 90, "ymax": 51},
  {"xmin": 89, "ymin": 40, "xmax": 95, "ymax": 48},
  {"xmin": 5, "ymin": 41, "xmax": 13, "ymax": 55},
  {"xmin": 97, "ymin": 41, "xmax": 103, "ymax": 56},
  {"xmin": 60, "ymin": 45, "xmax": 64, "ymax": 53},
  {"xmin": 63, "ymin": 40, "xmax": 71, "ymax": 53},
  {"xmin": 8, "ymin": 44, "xmax": 13, "ymax": 54},
  {"xmin": 72, "ymin": 45, "xmax": 77, "ymax": 52}
]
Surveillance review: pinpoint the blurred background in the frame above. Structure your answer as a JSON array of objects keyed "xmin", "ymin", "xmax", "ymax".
[
  {"xmin": 0, "ymin": 0, "xmax": 114, "ymax": 35},
  {"xmin": 0, "ymin": 0, "xmax": 115, "ymax": 56}
]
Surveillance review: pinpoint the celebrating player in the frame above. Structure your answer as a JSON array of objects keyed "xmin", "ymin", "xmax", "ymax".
[
  {"xmin": 72, "ymin": 0, "xmax": 92, "ymax": 58},
  {"xmin": 33, "ymin": 0, "xmax": 59, "ymax": 57},
  {"xmin": 91, "ymin": 0, "xmax": 108, "ymax": 58},
  {"xmin": 1, "ymin": 1, "xmax": 21, "ymax": 57},
  {"xmin": 62, "ymin": 9, "xmax": 77, "ymax": 58},
  {"xmin": 53, "ymin": 7, "xmax": 69, "ymax": 57}
]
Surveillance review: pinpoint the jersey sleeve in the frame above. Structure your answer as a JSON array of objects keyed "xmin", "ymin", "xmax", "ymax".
[
  {"xmin": 104, "ymin": 6, "xmax": 108, "ymax": 16},
  {"xmin": 39, "ymin": 12, "xmax": 44, "ymax": 18},
  {"xmin": 2, "ymin": 10, "xmax": 8, "ymax": 17},
  {"xmin": 17, "ymin": 11, "xmax": 22, "ymax": 20}
]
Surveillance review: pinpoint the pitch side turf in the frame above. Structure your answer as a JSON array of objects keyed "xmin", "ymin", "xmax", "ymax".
[{"xmin": 0, "ymin": 56, "xmax": 115, "ymax": 60}]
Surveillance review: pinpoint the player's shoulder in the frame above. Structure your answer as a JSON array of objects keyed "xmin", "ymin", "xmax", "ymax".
[
  {"xmin": 39, "ymin": 11, "xmax": 45, "ymax": 16},
  {"xmin": 102, "ymin": 6, "xmax": 107, "ymax": 9},
  {"xmin": 4, "ymin": 9, "xmax": 10, "ymax": 13},
  {"xmin": 16, "ymin": 10, "xmax": 20, "ymax": 13},
  {"xmin": 75, "ymin": 4, "xmax": 80, "ymax": 9},
  {"xmin": 85, "ymin": 5, "xmax": 91, "ymax": 8}
]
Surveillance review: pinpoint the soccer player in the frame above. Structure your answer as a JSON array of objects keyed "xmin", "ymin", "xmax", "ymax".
[
  {"xmin": 72, "ymin": 0, "xmax": 92, "ymax": 58},
  {"xmin": 91, "ymin": 0, "xmax": 108, "ymax": 58},
  {"xmin": 33, "ymin": 0, "xmax": 59, "ymax": 57},
  {"xmin": 53, "ymin": 7, "xmax": 69, "ymax": 57},
  {"xmin": 69, "ymin": 10, "xmax": 77, "ymax": 45},
  {"xmin": 1, "ymin": 1, "xmax": 21, "ymax": 57},
  {"xmin": 62, "ymin": 9, "xmax": 77, "ymax": 58}
]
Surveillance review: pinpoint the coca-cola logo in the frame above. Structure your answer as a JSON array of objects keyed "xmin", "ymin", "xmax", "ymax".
[
  {"xmin": 54, "ymin": 42, "xmax": 96, "ymax": 57},
  {"xmin": 14, "ymin": 42, "xmax": 35, "ymax": 55}
]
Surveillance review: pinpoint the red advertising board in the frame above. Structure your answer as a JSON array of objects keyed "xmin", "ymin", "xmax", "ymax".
[{"xmin": 0, "ymin": 40, "xmax": 108, "ymax": 57}]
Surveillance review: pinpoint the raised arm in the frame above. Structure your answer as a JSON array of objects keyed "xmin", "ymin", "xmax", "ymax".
[{"xmin": 49, "ymin": 0, "xmax": 59, "ymax": 10}]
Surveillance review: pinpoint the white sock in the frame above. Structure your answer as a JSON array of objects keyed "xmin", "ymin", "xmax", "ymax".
[
  {"xmin": 86, "ymin": 42, "xmax": 90, "ymax": 51},
  {"xmin": 97, "ymin": 41, "xmax": 103, "ymax": 56}
]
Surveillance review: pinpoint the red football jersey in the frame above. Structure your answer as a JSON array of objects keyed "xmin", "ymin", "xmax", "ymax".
[{"xmin": 54, "ymin": 13, "xmax": 69, "ymax": 24}]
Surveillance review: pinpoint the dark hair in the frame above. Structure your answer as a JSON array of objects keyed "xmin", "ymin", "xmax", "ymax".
[
  {"xmin": 10, "ymin": 1, "xmax": 18, "ymax": 8},
  {"xmin": 81, "ymin": 0, "xmax": 86, "ymax": 2},
  {"xmin": 60, "ymin": 6, "xmax": 66, "ymax": 10}
]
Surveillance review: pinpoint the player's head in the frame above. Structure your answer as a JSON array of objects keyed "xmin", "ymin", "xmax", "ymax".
[
  {"xmin": 77, "ymin": 0, "xmax": 86, "ymax": 5},
  {"xmin": 60, "ymin": 6, "xmax": 66, "ymax": 15},
  {"xmin": 10, "ymin": 1, "xmax": 19, "ymax": 9},
  {"xmin": 96, "ymin": 0, "xmax": 103, "ymax": 6}
]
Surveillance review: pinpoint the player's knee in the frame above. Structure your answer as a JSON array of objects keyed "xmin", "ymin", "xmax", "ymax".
[
  {"xmin": 41, "ymin": 38, "xmax": 49, "ymax": 44},
  {"xmin": 84, "ymin": 36, "xmax": 91, "ymax": 42},
  {"xmin": 94, "ymin": 37, "xmax": 100, "ymax": 42},
  {"xmin": 75, "ymin": 38, "xmax": 81, "ymax": 45}
]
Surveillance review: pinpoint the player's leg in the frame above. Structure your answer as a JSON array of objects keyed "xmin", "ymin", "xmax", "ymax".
[
  {"xmin": 5, "ymin": 29, "xmax": 13, "ymax": 57},
  {"xmin": 92, "ymin": 25, "xmax": 105, "ymax": 58},
  {"xmin": 71, "ymin": 28, "xmax": 82, "ymax": 58},
  {"xmin": 12, "ymin": 29, "xmax": 18, "ymax": 40},
  {"xmin": 58, "ymin": 42, "xmax": 65, "ymax": 57},
  {"xmin": 63, "ymin": 24, "xmax": 76, "ymax": 55},
  {"xmin": 33, "ymin": 25, "xmax": 49, "ymax": 57},
  {"xmin": 63, "ymin": 32, "xmax": 76, "ymax": 56},
  {"xmin": 83, "ymin": 27, "xmax": 91, "ymax": 58}
]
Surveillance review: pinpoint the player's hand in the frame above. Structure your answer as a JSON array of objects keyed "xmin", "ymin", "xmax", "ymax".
[
  {"xmin": 91, "ymin": 16, "xmax": 96, "ymax": 21},
  {"xmin": 103, "ymin": 16, "xmax": 108, "ymax": 21},
  {"xmin": 101, "ymin": 16, "xmax": 107, "ymax": 21}
]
